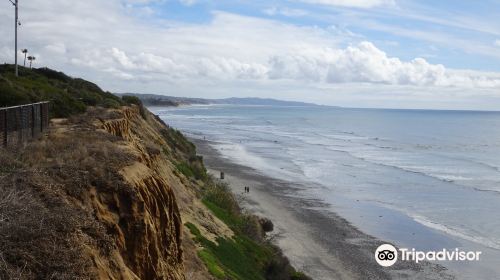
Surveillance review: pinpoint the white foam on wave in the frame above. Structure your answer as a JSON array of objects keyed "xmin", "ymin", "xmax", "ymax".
[
  {"xmin": 281, "ymin": 132, "xmax": 486, "ymax": 192},
  {"xmin": 160, "ymin": 104, "xmax": 500, "ymax": 256},
  {"xmin": 161, "ymin": 114, "xmax": 243, "ymax": 121},
  {"xmin": 212, "ymin": 141, "xmax": 303, "ymax": 182},
  {"xmin": 328, "ymin": 144, "xmax": 500, "ymax": 192},
  {"xmin": 290, "ymin": 157, "xmax": 331, "ymax": 186},
  {"xmin": 411, "ymin": 214, "xmax": 500, "ymax": 250}
]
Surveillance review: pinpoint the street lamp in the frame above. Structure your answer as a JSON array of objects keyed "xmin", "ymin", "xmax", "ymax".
[
  {"xmin": 22, "ymin": 49, "xmax": 28, "ymax": 66},
  {"xmin": 27, "ymin": 55, "xmax": 35, "ymax": 69},
  {"xmin": 7, "ymin": 0, "xmax": 19, "ymax": 77}
]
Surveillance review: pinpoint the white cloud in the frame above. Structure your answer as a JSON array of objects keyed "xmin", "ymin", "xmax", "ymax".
[
  {"xmin": 263, "ymin": 7, "xmax": 309, "ymax": 17},
  {"xmin": 495, "ymin": 39, "xmax": 500, "ymax": 47},
  {"xmin": 298, "ymin": 0, "xmax": 395, "ymax": 9},
  {"xmin": 1, "ymin": 0, "xmax": 500, "ymax": 109},
  {"xmin": 268, "ymin": 42, "xmax": 500, "ymax": 88},
  {"xmin": 44, "ymin": 43, "xmax": 67, "ymax": 54},
  {"xmin": 72, "ymin": 38, "xmax": 500, "ymax": 89},
  {"xmin": 362, "ymin": 19, "xmax": 500, "ymax": 60},
  {"xmin": 111, "ymin": 48, "xmax": 136, "ymax": 70}
]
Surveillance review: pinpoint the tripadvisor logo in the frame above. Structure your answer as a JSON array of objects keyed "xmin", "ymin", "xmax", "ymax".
[
  {"xmin": 375, "ymin": 244, "xmax": 482, "ymax": 267},
  {"xmin": 375, "ymin": 244, "xmax": 398, "ymax": 267}
]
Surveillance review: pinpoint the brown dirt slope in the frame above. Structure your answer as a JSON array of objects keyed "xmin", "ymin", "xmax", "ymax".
[{"xmin": 0, "ymin": 106, "xmax": 228, "ymax": 279}]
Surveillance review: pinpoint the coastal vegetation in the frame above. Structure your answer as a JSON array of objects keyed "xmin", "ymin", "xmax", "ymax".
[
  {"xmin": 186, "ymin": 179, "xmax": 310, "ymax": 280},
  {"xmin": 0, "ymin": 65, "xmax": 309, "ymax": 279},
  {"xmin": 159, "ymin": 121, "xmax": 310, "ymax": 279},
  {"xmin": 0, "ymin": 64, "xmax": 123, "ymax": 117},
  {"xmin": 170, "ymin": 138, "xmax": 310, "ymax": 279}
]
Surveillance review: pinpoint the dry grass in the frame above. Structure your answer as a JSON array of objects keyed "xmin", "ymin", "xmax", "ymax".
[
  {"xmin": 0, "ymin": 109, "xmax": 135, "ymax": 279},
  {"xmin": 0, "ymin": 175, "xmax": 98, "ymax": 279}
]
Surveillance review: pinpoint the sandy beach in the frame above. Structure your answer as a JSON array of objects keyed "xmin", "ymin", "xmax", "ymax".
[{"xmin": 192, "ymin": 138, "xmax": 454, "ymax": 280}]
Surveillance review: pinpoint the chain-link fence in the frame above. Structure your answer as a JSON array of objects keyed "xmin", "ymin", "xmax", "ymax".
[{"xmin": 0, "ymin": 102, "xmax": 49, "ymax": 147}]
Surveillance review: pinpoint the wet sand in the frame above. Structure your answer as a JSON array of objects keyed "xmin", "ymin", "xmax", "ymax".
[{"xmin": 193, "ymin": 138, "xmax": 455, "ymax": 280}]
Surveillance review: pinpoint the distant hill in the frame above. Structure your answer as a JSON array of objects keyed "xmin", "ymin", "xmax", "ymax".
[
  {"xmin": 117, "ymin": 93, "xmax": 320, "ymax": 107},
  {"xmin": 213, "ymin": 97, "xmax": 319, "ymax": 106},
  {"xmin": 116, "ymin": 94, "xmax": 211, "ymax": 106}
]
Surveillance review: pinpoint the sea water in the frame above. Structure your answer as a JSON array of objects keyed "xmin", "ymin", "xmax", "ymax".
[{"xmin": 153, "ymin": 105, "xmax": 500, "ymax": 279}]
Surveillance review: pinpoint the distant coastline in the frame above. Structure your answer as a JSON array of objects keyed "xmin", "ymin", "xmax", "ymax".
[{"xmin": 116, "ymin": 93, "xmax": 324, "ymax": 107}]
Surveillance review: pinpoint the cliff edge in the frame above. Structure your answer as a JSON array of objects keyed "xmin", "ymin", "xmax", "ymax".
[
  {"xmin": 0, "ymin": 64, "xmax": 310, "ymax": 280},
  {"xmin": 0, "ymin": 105, "xmax": 230, "ymax": 279}
]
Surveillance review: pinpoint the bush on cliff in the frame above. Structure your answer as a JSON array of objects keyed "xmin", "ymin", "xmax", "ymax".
[
  {"xmin": 122, "ymin": 95, "xmax": 148, "ymax": 119},
  {"xmin": 0, "ymin": 64, "xmax": 124, "ymax": 117},
  {"xmin": 0, "ymin": 64, "xmax": 310, "ymax": 279},
  {"xmin": 159, "ymin": 126, "xmax": 208, "ymax": 181},
  {"xmin": 185, "ymin": 176, "xmax": 311, "ymax": 280},
  {"xmin": 153, "ymin": 106, "xmax": 303, "ymax": 279}
]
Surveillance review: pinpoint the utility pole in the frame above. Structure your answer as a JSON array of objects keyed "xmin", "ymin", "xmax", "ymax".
[
  {"xmin": 15, "ymin": 0, "xmax": 18, "ymax": 76},
  {"xmin": 8, "ymin": 0, "xmax": 19, "ymax": 76}
]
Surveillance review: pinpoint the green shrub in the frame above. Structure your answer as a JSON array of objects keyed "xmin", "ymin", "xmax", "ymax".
[
  {"xmin": 101, "ymin": 98, "xmax": 121, "ymax": 109},
  {"xmin": 175, "ymin": 162, "xmax": 195, "ymax": 178},
  {"xmin": 161, "ymin": 113, "xmax": 311, "ymax": 280},
  {"xmin": 160, "ymin": 127, "xmax": 197, "ymax": 156},
  {"xmin": 122, "ymin": 95, "xmax": 142, "ymax": 106},
  {"xmin": 291, "ymin": 271, "xmax": 313, "ymax": 280},
  {"xmin": 0, "ymin": 64, "xmax": 124, "ymax": 118},
  {"xmin": 185, "ymin": 222, "xmax": 202, "ymax": 243},
  {"xmin": 203, "ymin": 182, "xmax": 240, "ymax": 217},
  {"xmin": 122, "ymin": 95, "xmax": 149, "ymax": 119},
  {"xmin": 196, "ymin": 177, "xmax": 311, "ymax": 280},
  {"xmin": 0, "ymin": 83, "xmax": 31, "ymax": 106},
  {"xmin": 174, "ymin": 159, "xmax": 207, "ymax": 180},
  {"xmin": 198, "ymin": 250, "xmax": 226, "ymax": 279},
  {"xmin": 185, "ymin": 222, "xmax": 270, "ymax": 280},
  {"xmin": 203, "ymin": 200, "xmax": 243, "ymax": 230}
]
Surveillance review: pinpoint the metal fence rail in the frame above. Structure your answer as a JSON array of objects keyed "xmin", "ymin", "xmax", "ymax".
[{"xmin": 0, "ymin": 102, "xmax": 50, "ymax": 147}]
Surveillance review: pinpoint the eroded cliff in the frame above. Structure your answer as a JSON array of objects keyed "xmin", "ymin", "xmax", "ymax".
[{"xmin": 0, "ymin": 106, "xmax": 230, "ymax": 279}]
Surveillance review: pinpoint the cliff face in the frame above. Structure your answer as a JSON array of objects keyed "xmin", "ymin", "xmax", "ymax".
[
  {"xmin": 96, "ymin": 106, "xmax": 233, "ymax": 279},
  {"xmin": 94, "ymin": 107, "xmax": 184, "ymax": 279},
  {"xmin": 0, "ymin": 105, "xmax": 228, "ymax": 279}
]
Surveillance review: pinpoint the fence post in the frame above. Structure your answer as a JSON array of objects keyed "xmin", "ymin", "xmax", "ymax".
[
  {"xmin": 45, "ymin": 103, "xmax": 49, "ymax": 128},
  {"xmin": 40, "ymin": 103, "xmax": 46, "ymax": 131},
  {"xmin": 39, "ymin": 103, "xmax": 43, "ymax": 133},
  {"xmin": 32, "ymin": 104, "xmax": 35, "ymax": 137},
  {"xmin": 2, "ymin": 110, "xmax": 6, "ymax": 147},
  {"xmin": 17, "ymin": 106, "xmax": 21, "ymax": 145},
  {"xmin": 42, "ymin": 103, "xmax": 45, "ymax": 131}
]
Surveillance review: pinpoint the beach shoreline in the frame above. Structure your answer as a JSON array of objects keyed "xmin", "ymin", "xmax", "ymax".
[{"xmin": 192, "ymin": 138, "xmax": 454, "ymax": 280}]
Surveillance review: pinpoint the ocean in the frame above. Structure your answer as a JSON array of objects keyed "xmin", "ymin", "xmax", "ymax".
[{"xmin": 153, "ymin": 104, "xmax": 500, "ymax": 279}]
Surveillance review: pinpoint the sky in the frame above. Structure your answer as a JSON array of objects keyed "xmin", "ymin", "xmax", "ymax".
[{"xmin": 1, "ymin": 0, "xmax": 500, "ymax": 109}]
